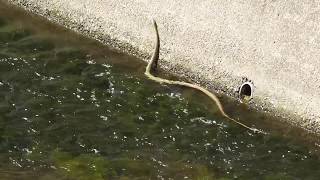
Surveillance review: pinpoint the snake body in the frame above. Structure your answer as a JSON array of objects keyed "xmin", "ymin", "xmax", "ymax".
[{"xmin": 145, "ymin": 20, "xmax": 263, "ymax": 134}]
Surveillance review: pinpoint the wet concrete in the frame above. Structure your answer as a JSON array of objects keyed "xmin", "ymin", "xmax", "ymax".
[{"xmin": 3, "ymin": 0, "xmax": 320, "ymax": 134}]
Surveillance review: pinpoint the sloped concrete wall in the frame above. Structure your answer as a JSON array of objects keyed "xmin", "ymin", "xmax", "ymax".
[{"xmin": 4, "ymin": 0, "xmax": 320, "ymax": 133}]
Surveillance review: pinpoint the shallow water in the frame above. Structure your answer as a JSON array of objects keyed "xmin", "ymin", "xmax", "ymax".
[{"xmin": 0, "ymin": 2, "xmax": 320, "ymax": 180}]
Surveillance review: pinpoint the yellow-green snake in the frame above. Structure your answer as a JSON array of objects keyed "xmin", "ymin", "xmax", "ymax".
[{"xmin": 145, "ymin": 20, "xmax": 264, "ymax": 134}]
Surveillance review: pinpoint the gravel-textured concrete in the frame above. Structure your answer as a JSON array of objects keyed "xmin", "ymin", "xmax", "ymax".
[{"xmin": 3, "ymin": 0, "xmax": 320, "ymax": 133}]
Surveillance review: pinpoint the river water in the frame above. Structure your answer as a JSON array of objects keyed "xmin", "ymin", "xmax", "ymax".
[{"xmin": 0, "ymin": 2, "xmax": 319, "ymax": 180}]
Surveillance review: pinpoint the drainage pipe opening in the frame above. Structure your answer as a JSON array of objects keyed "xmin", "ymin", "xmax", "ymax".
[{"xmin": 239, "ymin": 82, "xmax": 253, "ymax": 102}]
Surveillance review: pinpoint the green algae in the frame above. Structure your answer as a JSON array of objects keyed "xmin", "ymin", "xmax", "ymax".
[{"xmin": 51, "ymin": 150, "xmax": 109, "ymax": 180}]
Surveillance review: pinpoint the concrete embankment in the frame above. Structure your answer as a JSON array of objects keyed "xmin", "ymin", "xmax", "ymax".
[{"xmin": 3, "ymin": 0, "xmax": 320, "ymax": 133}]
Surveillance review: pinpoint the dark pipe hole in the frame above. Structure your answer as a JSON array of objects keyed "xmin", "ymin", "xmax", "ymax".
[{"xmin": 239, "ymin": 83, "xmax": 252, "ymax": 100}]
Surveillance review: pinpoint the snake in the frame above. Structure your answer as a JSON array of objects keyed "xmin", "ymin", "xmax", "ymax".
[{"xmin": 145, "ymin": 20, "xmax": 264, "ymax": 134}]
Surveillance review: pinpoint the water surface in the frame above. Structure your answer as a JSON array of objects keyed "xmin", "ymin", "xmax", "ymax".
[{"xmin": 0, "ymin": 2, "xmax": 320, "ymax": 180}]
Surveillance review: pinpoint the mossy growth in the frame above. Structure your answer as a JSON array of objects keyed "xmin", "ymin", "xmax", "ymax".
[{"xmin": 51, "ymin": 150, "xmax": 109, "ymax": 180}]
